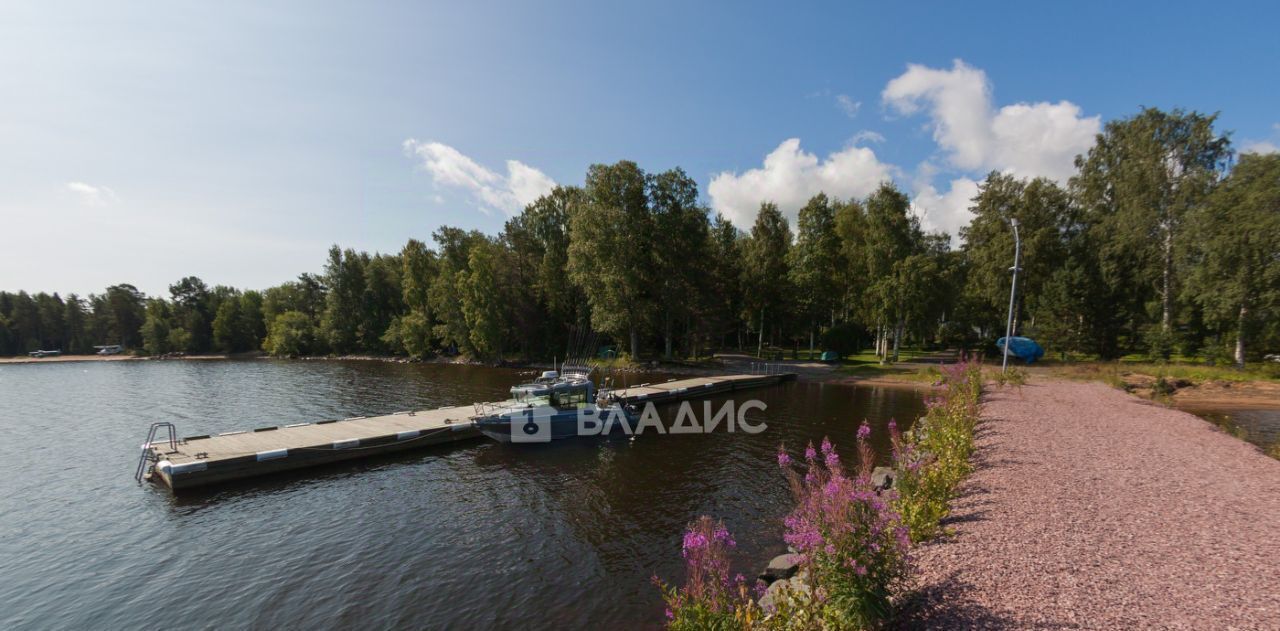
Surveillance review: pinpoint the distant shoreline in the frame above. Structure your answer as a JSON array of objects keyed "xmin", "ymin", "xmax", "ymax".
[
  {"xmin": 0, "ymin": 351, "xmax": 952, "ymax": 391},
  {"xmin": 0, "ymin": 353, "xmax": 249, "ymax": 365}
]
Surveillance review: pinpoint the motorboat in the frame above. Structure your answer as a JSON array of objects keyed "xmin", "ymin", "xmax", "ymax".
[{"xmin": 473, "ymin": 369, "xmax": 635, "ymax": 443}]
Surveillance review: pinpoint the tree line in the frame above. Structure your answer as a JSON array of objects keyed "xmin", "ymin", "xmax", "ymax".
[{"xmin": 2, "ymin": 107, "xmax": 1277, "ymax": 366}]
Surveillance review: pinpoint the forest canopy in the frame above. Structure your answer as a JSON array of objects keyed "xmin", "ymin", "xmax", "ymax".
[{"xmin": 2, "ymin": 108, "xmax": 1277, "ymax": 367}]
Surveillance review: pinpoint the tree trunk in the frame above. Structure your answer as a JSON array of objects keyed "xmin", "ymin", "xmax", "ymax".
[
  {"xmin": 757, "ymin": 308, "xmax": 765, "ymax": 358},
  {"xmin": 1162, "ymin": 225, "xmax": 1174, "ymax": 332},
  {"xmin": 630, "ymin": 327, "xmax": 639, "ymax": 360},
  {"xmin": 808, "ymin": 322, "xmax": 815, "ymax": 359},
  {"xmin": 892, "ymin": 316, "xmax": 903, "ymax": 362},
  {"xmin": 663, "ymin": 312, "xmax": 673, "ymax": 360},
  {"xmin": 1235, "ymin": 304, "xmax": 1247, "ymax": 368}
]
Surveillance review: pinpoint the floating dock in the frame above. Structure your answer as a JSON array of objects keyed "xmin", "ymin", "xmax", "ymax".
[{"xmin": 142, "ymin": 372, "xmax": 794, "ymax": 491}]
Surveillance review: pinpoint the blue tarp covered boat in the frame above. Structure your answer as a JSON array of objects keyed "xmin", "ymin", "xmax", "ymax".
[{"xmin": 995, "ymin": 336, "xmax": 1045, "ymax": 364}]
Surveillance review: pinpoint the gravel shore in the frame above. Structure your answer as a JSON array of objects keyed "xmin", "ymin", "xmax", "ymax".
[{"xmin": 896, "ymin": 380, "xmax": 1280, "ymax": 629}]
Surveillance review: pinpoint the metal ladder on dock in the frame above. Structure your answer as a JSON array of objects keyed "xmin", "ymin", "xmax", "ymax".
[{"xmin": 134, "ymin": 422, "xmax": 178, "ymax": 483}]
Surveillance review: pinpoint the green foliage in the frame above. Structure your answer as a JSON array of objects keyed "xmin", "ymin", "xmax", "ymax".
[
  {"xmin": 789, "ymin": 194, "xmax": 840, "ymax": 347},
  {"xmin": 101, "ymin": 284, "xmax": 146, "ymax": 349},
  {"xmin": 892, "ymin": 358, "xmax": 983, "ymax": 542},
  {"xmin": 649, "ymin": 168, "xmax": 711, "ymax": 358},
  {"xmin": 263, "ymin": 311, "xmax": 316, "ymax": 357},
  {"xmin": 211, "ymin": 296, "xmax": 242, "ymax": 352},
  {"xmin": 742, "ymin": 202, "xmax": 792, "ymax": 355},
  {"xmin": 1183, "ymin": 153, "xmax": 1280, "ymax": 366},
  {"xmin": 821, "ymin": 322, "xmax": 862, "ymax": 357},
  {"xmin": 429, "ymin": 227, "xmax": 485, "ymax": 355},
  {"xmin": 1072, "ymin": 108, "xmax": 1233, "ymax": 356},
  {"xmin": 568, "ymin": 160, "xmax": 655, "ymax": 357},
  {"xmin": 962, "ymin": 174, "xmax": 1072, "ymax": 336},
  {"xmin": 382, "ymin": 312, "xmax": 433, "ymax": 359},
  {"xmin": 320, "ymin": 246, "xmax": 369, "ymax": 354},
  {"xmin": 3, "ymin": 112, "xmax": 1276, "ymax": 368},
  {"xmin": 460, "ymin": 238, "xmax": 508, "ymax": 361},
  {"xmin": 995, "ymin": 366, "xmax": 1028, "ymax": 388},
  {"xmin": 166, "ymin": 328, "xmax": 192, "ymax": 353},
  {"xmin": 140, "ymin": 300, "xmax": 172, "ymax": 355}
]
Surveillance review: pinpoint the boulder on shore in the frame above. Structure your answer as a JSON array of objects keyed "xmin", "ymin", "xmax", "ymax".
[
  {"xmin": 872, "ymin": 466, "xmax": 896, "ymax": 492},
  {"xmin": 759, "ymin": 553, "xmax": 803, "ymax": 583},
  {"xmin": 758, "ymin": 572, "xmax": 809, "ymax": 611}
]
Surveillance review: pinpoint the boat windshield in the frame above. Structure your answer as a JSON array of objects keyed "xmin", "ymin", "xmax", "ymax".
[{"xmin": 522, "ymin": 394, "xmax": 551, "ymax": 406}]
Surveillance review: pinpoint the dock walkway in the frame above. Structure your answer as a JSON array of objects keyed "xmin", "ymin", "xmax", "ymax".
[{"xmin": 145, "ymin": 372, "xmax": 793, "ymax": 490}]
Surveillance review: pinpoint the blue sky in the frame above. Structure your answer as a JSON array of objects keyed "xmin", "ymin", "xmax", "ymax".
[{"xmin": 2, "ymin": 0, "xmax": 1277, "ymax": 297}]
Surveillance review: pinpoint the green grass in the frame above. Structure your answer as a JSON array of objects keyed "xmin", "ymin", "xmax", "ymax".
[
  {"xmin": 758, "ymin": 347, "xmax": 942, "ymax": 363},
  {"xmin": 1046, "ymin": 359, "xmax": 1279, "ymax": 385}
]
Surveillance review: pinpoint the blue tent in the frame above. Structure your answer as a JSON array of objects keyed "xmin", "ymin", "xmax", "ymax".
[{"xmin": 995, "ymin": 336, "xmax": 1044, "ymax": 364}]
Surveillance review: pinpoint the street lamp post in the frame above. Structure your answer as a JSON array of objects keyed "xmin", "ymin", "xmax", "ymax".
[{"xmin": 1002, "ymin": 218, "xmax": 1022, "ymax": 373}]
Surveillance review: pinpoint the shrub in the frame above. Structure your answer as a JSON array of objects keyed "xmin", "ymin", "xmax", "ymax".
[
  {"xmin": 891, "ymin": 355, "xmax": 983, "ymax": 542},
  {"xmin": 774, "ymin": 431, "xmax": 911, "ymax": 628},
  {"xmin": 263, "ymin": 311, "xmax": 316, "ymax": 357},
  {"xmin": 821, "ymin": 323, "xmax": 862, "ymax": 358},
  {"xmin": 995, "ymin": 366, "xmax": 1028, "ymax": 388}
]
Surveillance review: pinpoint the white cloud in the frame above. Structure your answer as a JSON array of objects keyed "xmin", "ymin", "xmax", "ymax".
[
  {"xmin": 835, "ymin": 95, "xmax": 861, "ymax": 118},
  {"xmin": 65, "ymin": 181, "xmax": 118, "ymax": 206},
  {"xmin": 882, "ymin": 60, "xmax": 1100, "ymax": 182},
  {"xmin": 402, "ymin": 139, "xmax": 556, "ymax": 216},
  {"xmin": 910, "ymin": 176, "xmax": 980, "ymax": 239},
  {"xmin": 708, "ymin": 138, "xmax": 894, "ymax": 227},
  {"xmin": 1241, "ymin": 123, "xmax": 1279, "ymax": 155},
  {"xmin": 850, "ymin": 130, "xmax": 886, "ymax": 144},
  {"xmin": 1242, "ymin": 141, "xmax": 1278, "ymax": 155}
]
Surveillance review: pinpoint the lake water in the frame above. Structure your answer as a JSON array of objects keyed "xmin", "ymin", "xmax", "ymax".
[
  {"xmin": 1182, "ymin": 407, "xmax": 1280, "ymax": 449},
  {"xmin": 0, "ymin": 360, "xmax": 926, "ymax": 630}
]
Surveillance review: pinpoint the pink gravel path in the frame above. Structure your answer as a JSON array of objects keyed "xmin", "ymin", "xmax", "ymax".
[{"xmin": 896, "ymin": 380, "xmax": 1280, "ymax": 629}]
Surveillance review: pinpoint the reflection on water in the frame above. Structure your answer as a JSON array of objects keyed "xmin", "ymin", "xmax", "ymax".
[
  {"xmin": 1184, "ymin": 407, "xmax": 1280, "ymax": 450},
  {"xmin": 0, "ymin": 360, "xmax": 925, "ymax": 629}
]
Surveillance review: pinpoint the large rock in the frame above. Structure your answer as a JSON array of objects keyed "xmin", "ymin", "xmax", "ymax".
[
  {"xmin": 759, "ymin": 553, "xmax": 802, "ymax": 583},
  {"xmin": 872, "ymin": 466, "xmax": 896, "ymax": 492},
  {"xmin": 758, "ymin": 572, "xmax": 809, "ymax": 611}
]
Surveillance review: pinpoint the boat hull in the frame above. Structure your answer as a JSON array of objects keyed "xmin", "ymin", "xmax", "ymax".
[{"xmin": 474, "ymin": 405, "xmax": 634, "ymax": 443}]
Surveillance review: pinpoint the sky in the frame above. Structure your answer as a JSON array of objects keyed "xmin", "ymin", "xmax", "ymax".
[{"xmin": 2, "ymin": 0, "xmax": 1278, "ymax": 298}]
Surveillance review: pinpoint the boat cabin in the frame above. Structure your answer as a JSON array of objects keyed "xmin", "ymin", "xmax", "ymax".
[{"xmin": 509, "ymin": 370, "xmax": 595, "ymax": 409}]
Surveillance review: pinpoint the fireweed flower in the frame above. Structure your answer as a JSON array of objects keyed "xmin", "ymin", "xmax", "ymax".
[
  {"xmin": 659, "ymin": 515, "xmax": 749, "ymax": 622},
  {"xmin": 775, "ymin": 435, "xmax": 912, "ymax": 628},
  {"xmin": 777, "ymin": 448, "xmax": 792, "ymax": 468}
]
